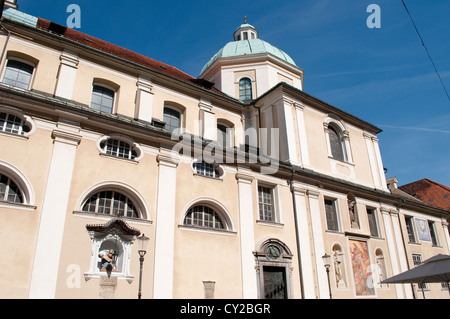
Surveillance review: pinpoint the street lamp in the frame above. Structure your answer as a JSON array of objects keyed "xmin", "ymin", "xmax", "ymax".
[
  {"xmin": 137, "ymin": 233, "xmax": 149, "ymax": 299},
  {"xmin": 322, "ymin": 253, "xmax": 332, "ymax": 299}
]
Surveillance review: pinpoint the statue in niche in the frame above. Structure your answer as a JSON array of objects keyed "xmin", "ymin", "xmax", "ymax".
[
  {"xmin": 333, "ymin": 251, "xmax": 346, "ymax": 288},
  {"xmin": 348, "ymin": 200, "xmax": 360, "ymax": 228},
  {"xmin": 99, "ymin": 249, "xmax": 117, "ymax": 277}
]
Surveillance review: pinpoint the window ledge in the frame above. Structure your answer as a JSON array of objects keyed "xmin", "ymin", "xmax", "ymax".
[
  {"xmin": 0, "ymin": 200, "xmax": 36, "ymax": 211},
  {"xmin": 328, "ymin": 156, "xmax": 354, "ymax": 166},
  {"xmin": 72, "ymin": 211, "xmax": 152, "ymax": 225},
  {"xmin": 99, "ymin": 153, "xmax": 139, "ymax": 164},
  {"xmin": 256, "ymin": 220, "xmax": 284, "ymax": 228},
  {"xmin": 178, "ymin": 224, "xmax": 236, "ymax": 236},
  {"xmin": 193, "ymin": 173, "xmax": 223, "ymax": 181},
  {"xmin": 83, "ymin": 272, "xmax": 134, "ymax": 283},
  {"xmin": 0, "ymin": 131, "xmax": 29, "ymax": 140}
]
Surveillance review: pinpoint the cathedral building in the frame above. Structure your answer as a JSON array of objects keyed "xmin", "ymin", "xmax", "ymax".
[{"xmin": 0, "ymin": 1, "xmax": 449, "ymax": 299}]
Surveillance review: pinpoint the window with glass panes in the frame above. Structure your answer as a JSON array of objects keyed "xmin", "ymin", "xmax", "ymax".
[
  {"xmin": 163, "ymin": 107, "xmax": 181, "ymax": 131},
  {"xmin": 183, "ymin": 205, "xmax": 224, "ymax": 229},
  {"xmin": 0, "ymin": 173, "xmax": 24, "ymax": 203},
  {"xmin": 367, "ymin": 208, "xmax": 379, "ymax": 237},
  {"xmin": 428, "ymin": 221, "xmax": 439, "ymax": 246},
  {"xmin": 405, "ymin": 216, "xmax": 417, "ymax": 243},
  {"xmin": 100, "ymin": 138, "xmax": 137, "ymax": 160},
  {"xmin": 0, "ymin": 112, "xmax": 30, "ymax": 135},
  {"xmin": 90, "ymin": 85, "xmax": 115, "ymax": 113},
  {"xmin": 258, "ymin": 186, "xmax": 274, "ymax": 222},
  {"xmin": 2, "ymin": 60, "xmax": 34, "ymax": 89},
  {"xmin": 328, "ymin": 126, "xmax": 345, "ymax": 161},
  {"xmin": 193, "ymin": 161, "xmax": 221, "ymax": 178},
  {"xmin": 239, "ymin": 78, "xmax": 252, "ymax": 101},
  {"xmin": 82, "ymin": 190, "xmax": 139, "ymax": 218},
  {"xmin": 325, "ymin": 198, "xmax": 339, "ymax": 231}
]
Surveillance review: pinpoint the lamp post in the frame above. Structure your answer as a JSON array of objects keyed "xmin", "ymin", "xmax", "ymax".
[
  {"xmin": 137, "ymin": 233, "xmax": 149, "ymax": 299},
  {"xmin": 322, "ymin": 253, "xmax": 332, "ymax": 299}
]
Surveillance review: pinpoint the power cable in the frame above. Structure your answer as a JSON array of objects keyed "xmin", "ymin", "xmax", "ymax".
[{"xmin": 401, "ymin": 0, "xmax": 450, "ymax": 103}]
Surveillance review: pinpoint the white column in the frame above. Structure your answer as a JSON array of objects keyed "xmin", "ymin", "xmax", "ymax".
[
  {"xmin": 307, "ymin": 190, "xmax": 329, "ymax": 298},
  {"xmin": 292, "ymin": 185, "xmax": 315, "ymax": 298},
  {"xmin": 29, "ymin": 121, "xmax": 82, "ymax": 298},
  {"xmin": 236, "ymin": 170, "xmax": 258, "ymax": 299},
  {"xmin": 380, "ymin": 207, "xmax": 405, "ymax": 298},
  {"xmin": 135, "ymin": 76, "xmax": 154, "ymax": 123},
  {"xmin": 54, "ymin": 50, "xmax": 79, "ymax": 100},
  {"xmin": 364, "ymin": 133, "xmax": 381, "ymax": 189},
  {"xmin": 153, "ymin": 149, "xmax": 179, "ymax": 298},
  {"xmin": 293, "ymin": 103, "xmax": 310, "ymax": 167}
]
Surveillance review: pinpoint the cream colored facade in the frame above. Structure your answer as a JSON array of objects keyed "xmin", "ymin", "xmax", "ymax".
[{"xmin": 0, "ymin": 5, "xmax": 449, "ymax": 300}]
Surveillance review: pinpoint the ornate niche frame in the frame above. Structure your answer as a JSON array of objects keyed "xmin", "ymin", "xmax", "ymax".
[
  {"xmin": 84, "ymin": 218, "xmax": 141, "ymax": 283},
  {"xmin": 253, "ymin": 238, "xmax": 294, "ymax": 299}
]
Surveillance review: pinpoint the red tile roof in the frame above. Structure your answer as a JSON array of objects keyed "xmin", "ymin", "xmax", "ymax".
[
  {"xmin": 35, "ymin": 18, "xmax": 229, "ymax": 98},
  {"xmin": 399, "ymin": 178, "xmax": 450, "ymax": 210}
]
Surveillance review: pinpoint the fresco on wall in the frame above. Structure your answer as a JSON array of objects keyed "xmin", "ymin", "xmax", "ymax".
[{"xmin": 349, "ymin": 239, "xmax": 375, "ymax": 296}]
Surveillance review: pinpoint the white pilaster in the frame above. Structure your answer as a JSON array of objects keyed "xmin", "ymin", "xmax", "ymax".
[
  {"xmin": 380, "ymin": 207, "xmax": 405, "ymax": 298},
  {"xmin": 441, "ymin": 220, "xmax": 450, "ymax": 253},
  {"xmin": 54, "ymin": 50, "xmax": 79, "ymax": 100},
  {"xmin": 135, "ymin": 76, "xmax": 154, "ymax": 123},
  {"xmin": 293, "ymin": 102, "xmax": 310, "ymax": 167},
  {"xmin": 153, "ymin": 149, "xmax": 179, "ymax": 299},
  {"xmin": 364, "ymin": 133, "xmax": 381, "ymax": 189},
  {"xmin": 236, "ymin": 170, "xmax": 258, "ymax": 299},
  {"xmin": 372, "ymin": 137, "xmax": 388, "ymax": 191},
  {"xmin": 307, "ymin": 190, "xmax": 329, "ymax": 298},
  {"xmin": 389, "ymin": 209, "xmax": 413, "ymax": 298},
  {"xmin": 198, "ymin": 98, "xmax": 215, "ymax": 141},
  {"xmin": 292, "ymin": 185, "xmax": 315, "ymax": 298},
  {"xmin": 276, "ymin": 97, "xmax": 299, "ymax": 165},
  {"xmin": 29, "ymin": 121, "xmax": 81, "ymax": 298}
]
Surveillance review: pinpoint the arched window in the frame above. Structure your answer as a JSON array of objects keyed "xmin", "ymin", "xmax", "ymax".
[
  {"xmin": 0, "ymin": 173, "xmax": 24, "ymax": 203},
  {"xmin": 163, "ymin": 106, "xmax": 181, "ymax": 131},
  {"xmin": 90, "ymin": 84, "xmax": 115, "ymax": 113},
  {"xmin": 82, "ymin": 190, "xmax": 140, "ymax": 218},
  {"xmin": 100, "ymin": 138, "xmax": 137, "ymax": 160},
  {"xmin": 2, "ymin": 59, "xmax": 34, "ymax": 90},
  {"xmin": 239, "ymin": 78, "xmax": 252, "ymax": 101},
  {"xmin": 328, "ymin": 125, "xmax": 346, "ymax": 161},
  {"xmin": 0, "ymin": 111, "xmax": 31, "ymax": 135},
  {"xmin": 193, "ymin": 160, "xmax": 222, "ymax": 179},
  {"xmin": 184, "ymin": 205, "xmax": 225, "ymax": 229}
]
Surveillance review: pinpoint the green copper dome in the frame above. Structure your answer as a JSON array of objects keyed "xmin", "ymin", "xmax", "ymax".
[{"xmin": 200, "ymin": 23, "xmax": 297, "ymax": 75}]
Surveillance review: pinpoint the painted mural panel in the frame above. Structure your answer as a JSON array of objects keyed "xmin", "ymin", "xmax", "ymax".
[{"xmin": 349, "ymin": 239, "xmax": 375, "ymax": 296}]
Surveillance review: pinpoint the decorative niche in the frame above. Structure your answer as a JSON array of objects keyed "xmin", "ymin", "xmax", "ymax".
[{"xmin": 84, "ymin": 218, "xmax": 141, "ymax": 283}]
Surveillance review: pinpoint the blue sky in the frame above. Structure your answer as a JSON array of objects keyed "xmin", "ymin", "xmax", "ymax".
[{"xmin": 17, "ymin": 0, "xmax": 450, "ymax": 187}]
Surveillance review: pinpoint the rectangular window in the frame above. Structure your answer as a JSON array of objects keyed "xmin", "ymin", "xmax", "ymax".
[
  {"xmin": 258, "ymin": 186, "xmax": 274, "ymax": 222},
  {"xmin": 428, "ymin": 221, "xmax": 439, "ymax": 246},
  {"xmin": 367, "ymin": 208, "xmax": 379, "ymax": 237},
  {"xmin": 324, "ymin": 198, "xmax": 339, "ymax": 231},
  {"xmin": 405, "ymin": 216, "xmax": 417, "ymax": 243}
]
